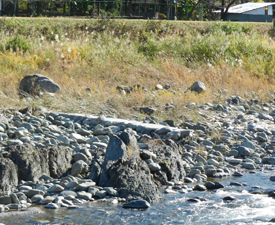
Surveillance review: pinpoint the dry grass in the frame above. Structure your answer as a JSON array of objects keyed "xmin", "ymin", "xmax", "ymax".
[{"xmin": 0, "ymin": 18, "xmax": 275, "ymax": 122}]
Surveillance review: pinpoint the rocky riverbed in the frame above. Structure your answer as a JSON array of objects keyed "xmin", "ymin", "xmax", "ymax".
[{"xmin": 2, "ymin": 93, "xmax": 275, "ymax": 222}]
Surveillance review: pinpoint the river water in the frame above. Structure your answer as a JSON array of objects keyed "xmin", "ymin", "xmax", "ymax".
[{"xmin": 2, "ymin": 168, "xmax": 275, "ymax": 225}]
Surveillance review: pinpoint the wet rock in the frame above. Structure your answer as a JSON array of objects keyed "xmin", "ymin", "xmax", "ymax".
[
  {"xmin": 122, "ymin": 200, "xmax": 150, "ymax": 209},
  {"xmin": 193, "ymin": 184, "xmax": 207, "ymax": 191},
  {"xmin": 232, "ymin": 171, "xmax": 244, "ymax": 177},
  {"xmin": 223, "ymin": 196, "xmax": 236, "ymax": 201},
  {"xmin": 230, "ymin": 182, "xmax": 243, "ymax": 186}
]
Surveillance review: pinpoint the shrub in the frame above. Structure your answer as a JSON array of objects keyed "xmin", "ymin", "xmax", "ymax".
[{"xmin": 5, "ymin": 36, "xmax": 31, "ymax": 52}]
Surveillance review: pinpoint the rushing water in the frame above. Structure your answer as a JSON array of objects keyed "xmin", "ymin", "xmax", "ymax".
[{"xmin": 2, "ymin": 168, "xmax": 275, "ymax": 225}]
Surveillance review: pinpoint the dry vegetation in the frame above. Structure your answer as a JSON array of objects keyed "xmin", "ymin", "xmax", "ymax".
[{"xmin": 0, "ymin": 17, "xmax": 275, "ymax": 122}]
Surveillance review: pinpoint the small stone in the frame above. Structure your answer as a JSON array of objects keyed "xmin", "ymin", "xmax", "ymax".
[
  {"xmin": 39, "ymin": 196, "xmax": 55, "ymax": 205},
  {"xmin": 31, "ymin": 194, "xmax": 44, "ymax": 203},
  {"xmin": 45, "ymin": 203, "xmax": 59, "ymax": 209},
  {"xmin": 10, "ymin": 193, "xmax": 20, "ymax": 204},
  {"xmin": 103, "ymin": 187, "xmax": 118, "ymax": 196},
  {"xmin": 148, "ymin": 163, "xmax": 161, "ymax": 172},
  {"xmin": 77, "ymin": 191, "xmax": 93, "ymax": 201},
  {"xmin": 48, "ymin": 184, "xmax": 64, "ymax": 193},
  {"xmin": 95, "ymin": 190, "xmax": 107, "ymax": 198},
  {"xmin": 232, "ymin": 171, "xmax": 244, "ymax": 177}
]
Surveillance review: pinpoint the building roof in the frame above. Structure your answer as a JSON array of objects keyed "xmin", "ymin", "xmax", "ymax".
[{"xmin": 214, "ymin": 2, "xmax": 275, "ymax": 14}]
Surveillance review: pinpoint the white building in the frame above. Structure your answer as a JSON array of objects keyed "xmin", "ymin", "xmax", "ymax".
[{"xmin": 216, "ymin": 2, "xmax": 275, "ymax": 22}]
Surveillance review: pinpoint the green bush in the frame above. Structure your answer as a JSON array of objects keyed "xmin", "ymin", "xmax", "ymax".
[{"xmin": 5, "ymin": 36, "xmax": 31, "ymax": 52}]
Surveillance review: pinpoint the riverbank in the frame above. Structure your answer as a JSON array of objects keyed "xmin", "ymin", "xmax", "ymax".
[{"xmin": 2, "ymin": 89, "xmax": 275, "ymax": 221}]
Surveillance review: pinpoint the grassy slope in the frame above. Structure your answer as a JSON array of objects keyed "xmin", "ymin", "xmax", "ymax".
[{"xmin": 0, "ymin": 17, "xmax": 275, "ymax": 122}]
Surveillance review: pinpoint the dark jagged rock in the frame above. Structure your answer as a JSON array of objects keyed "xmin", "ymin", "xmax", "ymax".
[
  {"xmin": 48, "ymin": 146, "xmax": 72, "ymax": 178},
  {"xmin": 110, "ymin": 158, "xmax": 161, "ymax": 203},
  {"xmin": 6, "ymin": 144, "xmax": 72, "ymax": 182},
  {"xmin": 150, "ymin": 140, "xmax": 186, "ymax": 183},
  {"xmin": 98, "ymin": 131, "xmax": 161, "ymax": 203},
  {"xmin": 0, "ymin": 158, "xmax": 18, "ymax": 195},
  {"xmin": 89, "ymin": 160, "xmax": 102, "ymax": 183},
  {"xmin": 7, "ymin": 144, "xmax": 49, "ymax": 182}
]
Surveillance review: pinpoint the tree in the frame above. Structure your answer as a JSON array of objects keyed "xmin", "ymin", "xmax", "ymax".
[{"xmin": 220, "ymin": 0, "xmax": 238, "ymax": 20}]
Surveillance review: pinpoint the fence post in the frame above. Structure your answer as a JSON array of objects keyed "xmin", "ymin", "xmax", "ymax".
[
  {"xmin": 154, "ymin": 0, "xmax": 156, "ymax": 19},
  {"xmin": 32, "ymin": 0, "xmax": 34, "ymax": 16},
  {"xmin": 185, "ymin": 4, "xmax": 188, "ymax": 20},
  {"xmin": 69, "ymin": 0, "xmax": 71, "ymax": 17},
  {"xmin": 199, "ymin": 3, "xmax": 203, "ymax": 21},
  {"xmin": 138, "ymin": 0, "xmax": 140, "ymax": 18},
  {"xmin": 121, "ymin": 0, "xmax": 123, "ymax": 18},
  {"xmin": 13, "ymin": 0, "xmax": 16, "ymax": 16}
]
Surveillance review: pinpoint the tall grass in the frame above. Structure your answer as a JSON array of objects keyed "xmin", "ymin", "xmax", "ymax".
[{"xmin": 0, "ymin": 18, "xmax": 275, "ymax": 121}]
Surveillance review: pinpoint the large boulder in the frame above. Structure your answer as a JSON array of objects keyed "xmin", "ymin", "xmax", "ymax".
[
  {"xmin": 0, "ymin": 158, "xmax": 18, "ymax": 195},
  {"xmin": 6, "ymin": 144, "xmax": 72, "ymax": 182},
  {"xmin": 19, "ymin": 74, "xmax": 61, "ymax": 96},
  {"xmin": 190, "ymin": 81, "xmax": 206, "ymax": 94},
  {"xmin": 7, "ymin": 144, "xmax": 49, "ymax": 182},
  {"xmin": 98, "ymin": 131, "xmax": 161, "ymax": 203}
]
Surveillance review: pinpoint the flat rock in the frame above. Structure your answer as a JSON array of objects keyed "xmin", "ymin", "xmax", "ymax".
[{"xmin": 122, "ymin": 200, "xmax": 150, "ymax": 209}]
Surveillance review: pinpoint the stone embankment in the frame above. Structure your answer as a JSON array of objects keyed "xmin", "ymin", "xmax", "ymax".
[{"xmin": 2, "ymin": 91, "xmax": 275, "ymax": 211}]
